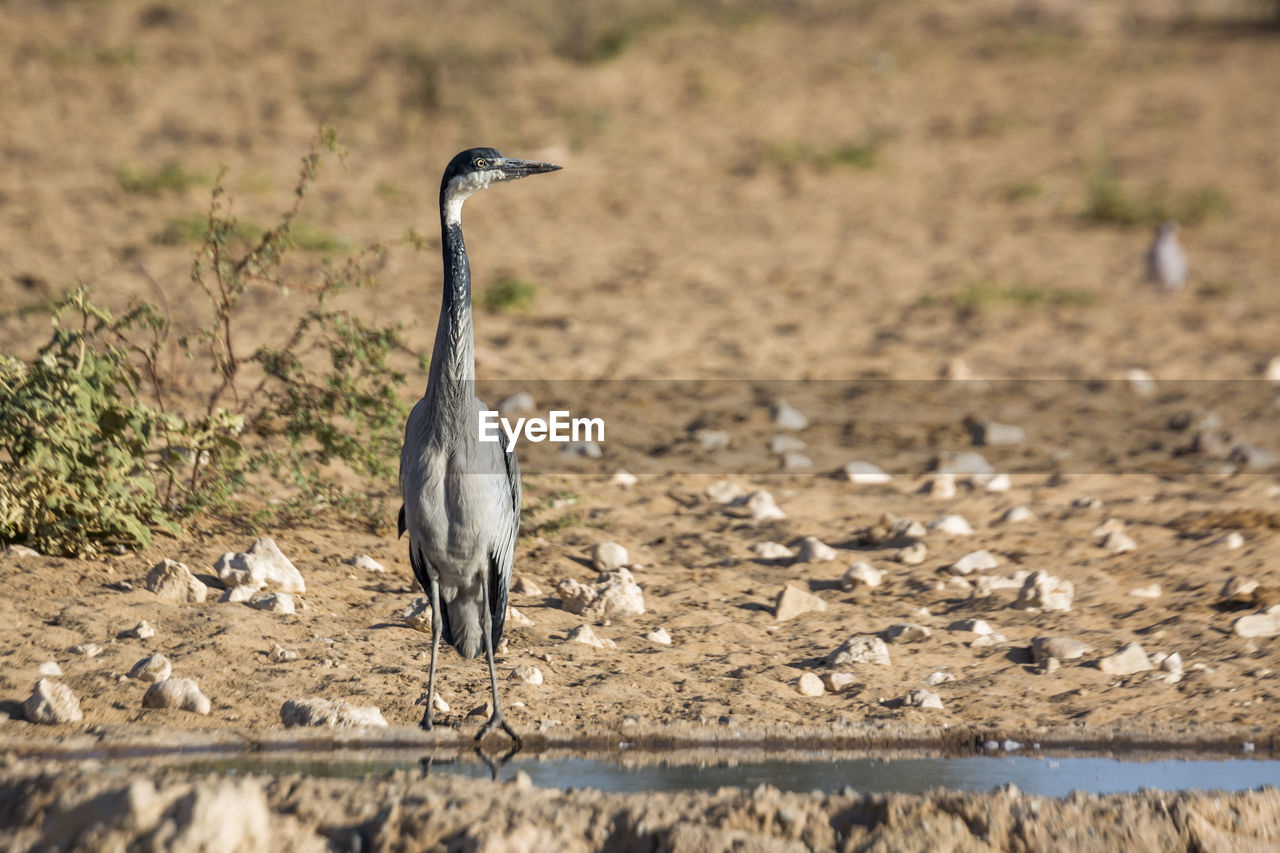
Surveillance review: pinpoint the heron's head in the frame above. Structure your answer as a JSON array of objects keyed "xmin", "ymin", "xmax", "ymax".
[{"xmin": 440, "ymin": 147, "xmax": 561, "ymax": 225}]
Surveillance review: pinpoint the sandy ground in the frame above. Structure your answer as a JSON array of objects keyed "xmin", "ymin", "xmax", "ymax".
[{"xmin": 2, "ymin": 0, "xmax": 1280, "ymax": 848}]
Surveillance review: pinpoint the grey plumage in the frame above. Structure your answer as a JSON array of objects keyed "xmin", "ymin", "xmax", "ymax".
[
  {"xmin": 399, "ymin": 147, "xmax": 560, "ymax": 741},
  {"xmin": 1147, "ymin": 221, "xmax": 1187, "ymax": 291}
]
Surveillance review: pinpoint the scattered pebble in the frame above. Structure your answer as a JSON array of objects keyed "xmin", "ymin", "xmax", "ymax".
[
  {"xmin": 611, "ymin": 469, "xmax": 638, "ymax": 488},
  {"xmin": 432, "ymin": 694, "xmax": 450, "ymax": 713},
  {"xmin": 559, "ymin": 440, "xmax": 602, "ymax": 458},
  {"xmin": 647, "ymin": 627, "xmax": 672, "ymax": 645},
  {"xmin": 513, "ymin": 576, "xmax": 543, "ymax": 596},
  {"xmin": 795, "ymin": 537, "xmax": 837, "ymax": 563},
  {"xmin": 1098, "ymin": 642, "xmax": 1153, "ymax": 676},
  {"xmin": 1039, "ymin": 657, "xmax": 1061, "ymax": 674},
  {"xmin": 346, "ymin": 554, "xmax": 385, "ymax": 573},
  {"xmin": 983, "ymin": 473, "xmax": 1012, "ymax": 492},
  {"xmin": 220, "ymin": 586, "xmax": 255, "ymax": 603},
  {"xmin": 1000, "ymin": 506, "xmax": 1036, "ymax": 524},
  {"xmin": 1014, "ymin": 571, "xmax": 1074, "ymax": 612},
  {"xmin": 707, "ymin": 481, "xmax": 747, "ymax": 504},
  {"xmin": 929, "ymin": 515, "xmax": 974, "ymax": 536},
  {"xmin": 1129, "ymin": 584, "xmax": 1161, "ymax": 599},
  {"xmin": 1234, "ymin": 606, "xmax": 1280, "ymax": 639},
  {"xmin": 557, "ymin": 568, "xmax": 645, "ymax": 621},
  {"xmin": 971, "ymin": 633, "xmax": 1008, "ymax": 648},
  {"xmin": 771, "ymin": 399, "xmax": 808, "ymax": 430},
  {"xmin": 23, "ymin": 679, "xmax": 83, "ymax": 724},
  {"xmin": 121, "ymin": 620, "xmax": 156, "ymax": 640},
  {"xmin": 754, "ymin": 541, "xmax": 794, "ymax": 560},
  {"xmin": 6, "ymin": 544, "xmax": 41, "ymax": 557},
  {"xmin": 508, "ymin": 607, "xmax": 535, "ymax": 628},
  {"xmin": 267, "ymin": 644, "xmax": 298, "ymax": 663},
  {"xmin": 280, "ymin": 697, "xmax": 387, "ymax": 728},
  {"xmin": 822, "ymin": 672, "xmax": 857, "ymax": 693},
  {"xmin": 924, "ymin": 671, "xmax": 955, "ymax": 686},
  {"xmin": 973, "ymin": 571, "xmax": 1029, "ymax": 596},
  {"xmin": 696, "ymin": 429, "xmax": 731, "ymax": 451},
  {"xmin": 497, "ymin": 391, "xmax": 535, "ymax": 413},
  {"xmin": 1159, "ymin": 652, "xmax": 1185, "ymax": 684},
  {"xmin": 740, "ymin": 490, "xmax": 785, "ymax": 521},
  {"xmin": 1126, "ymin": 368, "xmax": 1157, "ymax": 397},
  {"xmin": 783, "ymin": 452, "xmax": 812, "ymax": 471},
  {"xmin": 770, "ymin": 434, "xmax": 805, "ymax": 455},
  {"xmin": 1072, "ymin": 496, "xmax": 1103, "ymax": 510},
  {"xmin": 591, "ymin": 542, "xmax": 629, "ymax": 572},
  {"xmin": 935, "ymin": 452, "xmax": 995, "ymax": 477},
  {"xmin": 248, "ymin": 592, "xmax": 296, "ymax": 615},
  {"xmin": 565, "ymin": 624, "xmax": 614, "ymax": 649},
  {"xmin": 511, "ymin": 665, "xmax": 543, "ymax": 686},
  {"xmin": 71, "ymin": 644, "xmax": 103, "ymax": 658},
  {"xmin": 1102, "ymin": 530, "xmax": 1136, "ymax": 555},
  {"xmin": 1221, "ymin": 576, "xmax": 1260, "ymax": 603},
  {"xmin": 143, "ymin": 678, "xmax": 211, "ymax": 715},
  {"xmin": 882, "ymin": 623, "xmax": 931, "ymax": 644},
  {"xmin": 948, "ymin": 619, "xmax": 993, "ymax": 635},
  {"xmin": 970, "ymin": 420, "xmax": 1025, "ymax": 447},
  {"xmin": 774, "ymin": 585, "xmax": 827, "ymax": 621},
  {"xmin": 214, "ymin": 537, "xmax": 306, "ymax": 594},
  {"xmin": 861, "ymin": 513, "xmax": 926, "ymax": 546},
  {"xmin": 796, "ymin": 672, "xmax": 824, "ymax": 697},
  {"xmin": 145, "ymin": 559, "xmax": 209, "ymax": 604},
  {"xmin": 904, "ymin": 689, "xmax": 944, "ymax": 710},
  {"xmin": 37, "ymin": 661, "xmax": 62, "ymax": 677},
  {"xmin": 402, "ymin": 598, "xmax": 432, "ymax": 632},
  {"xmin": 922, "ymin": 475, "xmax": 957, "ymax": 500},
  {"xmin": 948, "ymin": 549, "xmax": 998, "ymax": 576},
  {"xmin": 825, "ymin": 636, "xmax": 892, "ymax": 667},
  {"xmin": 1220, "ymin": 531, "xmax": 1245, "ymax": 550},
  {"xmin": 843, "ymin": 461, "xmax": 892, "ymax": 485},
  {"xmin": 841, "ymin": 562, "xmax": 883, "ymax": 590},
  {"xmin": 895, "ymin": 543, "xmax": 928, "ymax": 565},
  {"xmin": 129, "ymin": 654, "xmax": 172, "ymax": 682},
  {"xmin": 1031, "ymin": 636, "xmax": 1092, "ymax": 664},
  {"xmin": 1266, "ymin": 356, "xmax": 1280, "ymax": 382}
]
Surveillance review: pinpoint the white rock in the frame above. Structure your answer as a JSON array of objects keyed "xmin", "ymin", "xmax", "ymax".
[
  {"xmin": 922, "ymin": 475, "xmax": 957, "ymax": 500},
  {"xmin": 508, "ymin": 607, "xmax": 535, "ymax": 628},
  {"xmin": 1000, "ymin": 505, "xmax": 1037, "ymax": 524},
  {"xmin": 143, "ymin": 678, "xmax": 211, "ymax": 715},
  {"xmin": 943, "ymin": 358, "xmax": 976, "ymax": 380},
  {"xmin": 402, "ymin": 597, "xmax": 432, "ymax": 632},
  {"xmin": 647, "ymin": 627, "xmax": 672, "ymax": 645},
  {"xmin": 432, "ymin": 693, "xmax": 450, "ymax": 713},
  {"xmin": 896, "ymin": 543, "xmax": 928, "ymax": 565},
  {"xmin": 591, "ymin": 542, "xmax": 629, "ymax": 572},
  {"xmin": 707, "ymin": 481, "xmax": 747, "ymax": 504},
  {"xmin": 774, "ymin": 585, "xmax": 827, "ymax": 621},
  {"xmin": 1129, "ymin": 584, "xmax": 1161, "ymax": 599},
  {"xmin": 1014, "ymin": 571, "xmax": 1074, "ymax": 612},
  {"xmin": 949, "ymin": 549, "xmax": 999, "ymax": 575},
  {"xmin": 557, "ymin": 568, "xmax": 645, "ymax": 621},
  {"xmin": 1031, "ymin": 636, "xmax": 1092, "ymax": 664},
  {"xmin": 796, "ymin": 672, "xmax": 824, "ymax": 696},
  {"xmin": 971, "ymin": 633, "xmax": 1008, "ymax": 648},
  {"xmin": 248, "ymin": 592, "xmax": 295, "ymax": 615},
  {"xmin": 772, "ymin": 399, "xmax": 808, "ymax": 430},
  {"xmin": 511, "ymin": 665, "xmax": 543, "ymax": 685},
  {"xmin": 219, "ymin": 585, "xmax": 255, "ymax": 603},
  {"xmin": 983, "ymin": 473, "xmax": 1012, "ymax": 492},
  {"xmin": 1220, "ymin": 531, "xmax": 1245, "ymax": 550},
  {"xmin": 267, "ymin": 645, "xmax": 297, "ymax": 663},
  {"xmin": 1102, "ymin": 530, "xmax": 1136, "ymax": 555},
  {"xmin": 145, "ymin": 559, "xmax": 209, "ymax": 604},
  {"xmin": 841, "ymin": 562, "xmax": 883, "ymax": 590},
  {"xmin": 71, "ymin": 643, "xmax": 103, "ymax": 658},
  {"xmin": 566, "ymin": 624, "xmax": 614, "ymax": 649},
  {"xmin": 1098, "ymin": 642, "xmax": 1153, "ymax": 675},
  {"xmin": 883, "ymin": 623, "xmax": 931, "ymax": 643},
  {"xmin": 6, "ymin": 544, "xmax": 41, "ymax": 557},
  {"xmin": 611, "ymin": 469, "xmax": 638, "ymax": 488},
  {"xmin": 558, "ymin": 440, "xmax": 602, "ymax": 458},
  {"xmin": 280, "ymin": 697, "xmax": 387, "ymax": 728},
  {"xmin": 497, "ymin": 391, "xmax": 535, "ymax": 413},
  {"xmin": 783, "ymin": 452, "xmax": 813, "ymax": 470},
  {"xmin": 1126, "ymin": 368, "xmax": 1157, "ymax": 397},
  {"xmin": 795, "ymin": 537, "xmax": 837, "ymax": 563},
  {"xmin": 825, "ymin": 636, "xmax": 892, "ymax": 667},
  {"xmin": 935, "ymin": 452, "xmax": 995, "ymax": 477},
  {"xmin": 1147, "ymin": 221, "xmax": 1187, "ymax": 291},
  {"xmin": 1234, "ymin": 606, "xmax": 1280, "ymax": 639},
  {"xmin": 513, "ymin": 576, "xmax": 543, "ymax": 595},
  {"xmin": 863, "ymin": 513, "xmax": 926, "ymax": 545},
  {"xmin": 971, "ymin": 421, "xmax": 1025, "ymax": 446},
  {"xmin": 974, "ymin": 571, "xmax": 1029, "ymax": 596},
  {"xmin": 24, "ymin": 679, "xmax": 83, "ymax": 724},
  {"xmin": 754, "ymin": 541, "xmax": 794, "ymax": 560},
  {"xmin": 949, "ymin": 619, "xmax": 993, "ymax": 635},
  {"xmin": 742, "ymin": 490, "xmax": 786, "ymax": 521},
  {"xmin": 122, "ymin": 620, "xmax": 156, "ymax": 640},
  {"xmin": 905, "ymin": 689, "xmax": 944, "ymax": 710},
  {"xmin": 1073, "ymin": 496, "xmax": 1103, "ymax": 510},
  {"xmin": 1266, "ymin": 356, "xmax": 1280, "ymax": 382},
  {"xmin": 129, "ymin": 654, "xmax": 172, "ymax": 682},
  {"xmin": 929, "ymin": 515, "xmax": 974, "ymax": 536},
  {"xmin": 1159, "ymin": 652, "xmax": 1184, "ymax": 683},
  {"xmin": 214, "ymin": 537, "xmax": 305, "ymax": 594},
  {"xmin": 37, "ymin": 661, "xmax": 63, "ymax": 677},
  {"xmin": 346, "ymin": 554, "xmax": 385, "ymax": 573},
  {"xmin": 844, "ymin": 461, "xmax": 892, "ymax": 485},
  {"xmin": 822, "ymin": 672, "xmax": 857, "ymax": 693},
  {"xmin": 1222, "ymin": 576, "xmax": 1260, "ymax": 602},
  {"xmin": 925, "ymin": 671, "xmax": 955, "ymax": 686},
  {"xmin": 770, "ymin": 434, "xmax": 806, "ymax": 454},
  {"xmin": 696, "ymin": 429, "xmax": 731, "ymax": 451}
]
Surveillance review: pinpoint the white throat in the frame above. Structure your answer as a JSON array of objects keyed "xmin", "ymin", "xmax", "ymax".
[{"xmin": 443, "ymin": 169, "xmax": 504, "ymax": 226}]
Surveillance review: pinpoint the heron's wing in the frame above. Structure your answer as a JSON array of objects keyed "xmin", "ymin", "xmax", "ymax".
[{"xmin": 487, "ymin": 424, "xmax": 521, "ymax": 646}]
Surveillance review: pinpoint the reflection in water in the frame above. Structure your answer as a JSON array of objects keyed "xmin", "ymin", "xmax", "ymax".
[{"xmin": 189, "ymin": 754, "xmax": 1280, "ymax": 797}]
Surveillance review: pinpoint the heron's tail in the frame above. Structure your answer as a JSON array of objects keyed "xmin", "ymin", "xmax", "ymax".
[{"xmin": 443, "ymin": 599, "xmax": 484, "ymax": 660}]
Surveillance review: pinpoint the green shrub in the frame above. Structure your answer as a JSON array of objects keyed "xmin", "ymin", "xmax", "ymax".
[{"xmin": 482, "ymin": 275, "xmax": 538, "ymax": 312}]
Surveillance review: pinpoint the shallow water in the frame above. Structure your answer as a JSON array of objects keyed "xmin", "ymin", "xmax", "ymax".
[{"xmin": 184, "ymin": 753, "xmax": 1280, "ymax": 797}]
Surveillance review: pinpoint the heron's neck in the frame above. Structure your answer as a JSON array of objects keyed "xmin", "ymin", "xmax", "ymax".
[{"xmin": 427, "ymin": 219, "xmax": 475, "ymax": 407}]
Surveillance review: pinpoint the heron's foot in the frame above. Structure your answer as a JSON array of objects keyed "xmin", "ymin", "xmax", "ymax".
[
  {"xmin": 419, "ymin": 709, "xmax": 433, "ymax": 732},
  {"xmin": 475, "ymin": 713, "xmax": 522, "ymax": 748}
]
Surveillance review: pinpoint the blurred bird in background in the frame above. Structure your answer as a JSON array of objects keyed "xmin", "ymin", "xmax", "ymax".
[{"xmin": 1147, "ymin": 221, "xmax": 1188, "ymax": 291}]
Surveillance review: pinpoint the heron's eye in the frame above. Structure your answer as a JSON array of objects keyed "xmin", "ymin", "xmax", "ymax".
[{"xmin": 474, "ymin": 157, "xmax": 487, "ymax": 168}]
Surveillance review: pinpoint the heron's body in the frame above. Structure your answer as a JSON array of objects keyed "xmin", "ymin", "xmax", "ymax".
[{"xmin": 398, "ymin": 148, "xmax": 559, "ymax": 741}]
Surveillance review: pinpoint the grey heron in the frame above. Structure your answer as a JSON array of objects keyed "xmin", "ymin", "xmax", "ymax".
[{"xmin": 398, "ymin": 147, "xmax": 560, "ymax": 742}]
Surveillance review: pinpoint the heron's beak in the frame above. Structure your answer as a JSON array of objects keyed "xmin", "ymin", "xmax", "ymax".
[{"xmin": 497, "ymin": 158, "xmax": 562, "ymax": 180}]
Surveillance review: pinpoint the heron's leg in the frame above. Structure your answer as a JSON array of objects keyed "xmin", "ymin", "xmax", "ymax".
[
  {"xmin": 476, "ymin": 576, "xmax": 522, "ymax": 747},
  {"xmin": 420, "ymin": 573, "xmax": 442, "ymax": 732}
]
